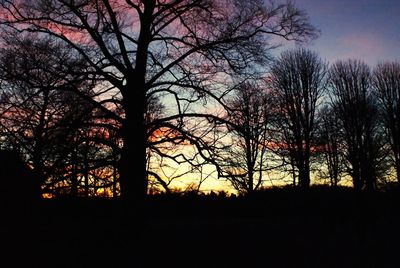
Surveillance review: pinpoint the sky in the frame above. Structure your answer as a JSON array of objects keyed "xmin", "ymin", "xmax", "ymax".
[
  {"xmin": 193, "ymin": 0, "xmax": 400, "ymax": 193},
  {"xmin": 289, "ymin": 0, "xmax": 400, "ymax": 66}
]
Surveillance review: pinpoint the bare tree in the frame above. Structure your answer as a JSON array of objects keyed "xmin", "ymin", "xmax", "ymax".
[
  {"xmin": 0, "ymin": 0, "xmax": 317, "ymax": 199},
  {"xmin": 329, "ymin": 60, "xmax": 385, "ymax": 191},
  {"xmin": 372, "ymin": 62, "xmax": 400, "ymax": 184},
  {"xmin": 0, "ymin": 35, "xmax": 121, "ymax": 197},
  {"xmin": 217, "ymin": 81, "xmax": 271, "ymax": 194},
  {"xmin": 270, "ymin": 48, "xmax": 327, "ymax": 188},
  {"xmin": 0, "ymin": 36, "xmax": 92, "ymax": 196}
]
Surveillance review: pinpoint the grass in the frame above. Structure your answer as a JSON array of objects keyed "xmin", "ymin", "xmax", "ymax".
[{"xmin": 2, "ymin": 186, "xmax": 400, "ymax": 267}]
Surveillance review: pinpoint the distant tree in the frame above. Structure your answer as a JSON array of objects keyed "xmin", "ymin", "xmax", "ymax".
[
  {"xmin": 0, "ymin": 0, "xmax": 317, "ymax": 200},
  {"xmin": 372, "ymin": 62, "xmax": 400, "ymax": 184},
  {"xmin": 329, "ymin": 60, "xmax": 385, "ymax": 191},
  {"xmin": 218, "ymin": 81, "xmax": 271, "ymax": 194},
  {"xmin": 270, "ymin": 49, "xmax": 327, "ymax": 188}
]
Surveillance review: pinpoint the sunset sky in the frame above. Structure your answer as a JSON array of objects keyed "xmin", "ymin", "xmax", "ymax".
[
  {"xmin": 294, "ymin": 0, "xmax": 400, "ymax": 65},
  {"xmin": 1, "ymin": 0, "xmax": 398, "ymax": 195},
  {"xmin": 186, "ymin": 0, "xmax": 400, "ymax": 193}
]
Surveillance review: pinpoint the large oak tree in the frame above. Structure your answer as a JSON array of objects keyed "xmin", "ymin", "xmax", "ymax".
[{"xmin": 0, "ymin": 0, "xmax": 316, "ymax": 199}]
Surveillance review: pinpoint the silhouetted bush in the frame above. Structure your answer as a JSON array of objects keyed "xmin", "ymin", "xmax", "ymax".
[{"xmin": 0, "ymin": 150, "xmax": 39, "ymax": 204}]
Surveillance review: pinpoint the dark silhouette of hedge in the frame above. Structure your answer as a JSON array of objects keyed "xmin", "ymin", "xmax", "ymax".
[{"xmin": 0, "ymin": 150, "xmax": 40, "ymax": 204}]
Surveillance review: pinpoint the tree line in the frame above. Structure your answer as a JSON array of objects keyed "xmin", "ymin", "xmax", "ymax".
[
  {"xmin": 224, "ymin": 53, "xmax": 400, "ymax": 194},
  {"xmin": 0, "ymin": 0, "xmax": 398, "ymax": 199}
]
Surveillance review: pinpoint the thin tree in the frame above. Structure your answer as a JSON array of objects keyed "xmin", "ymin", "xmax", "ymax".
[{"xmin": 270, "ymin": 48, "xmax": 327, "ymax": 188}]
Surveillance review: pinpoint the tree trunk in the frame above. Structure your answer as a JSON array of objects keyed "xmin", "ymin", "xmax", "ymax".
[
  {"xmin": 84, "ymin": 153, "xmax": 89, "ymax": 197},
  {"xmin": 363, "ymin": 158, "xmax": 376, "ymax": 192},
  {"xmin": 118, "ymin": 1, "xmax": 154, "ymax": 201},
  {"xmin": 298, "ymin": 153, "xmax": 310, "ymax": 188},
  {"xmin": 113, "ymin": 165, "xmax": 118, "ymax": 198},
  {"xmin": 71, "ymin": 149, "xmax": 78, "ymax": 196},
  {"xmin": 118, "ymin": 83, "xmax": 147, "ymax": 200},
  {"xmin": 298, "ymin": 167, "xmax": 310, "ymax": 188},
  {"xmin": 246, "ymin": 137, "xmax": 254, "ymax": 193},
  {"xmin": 395, "ymin": 157, "xmax": 400, "ymax": 185},
  {"xmin": 352, "ymin": 164, "xmax": 362, "ymax": 191}
]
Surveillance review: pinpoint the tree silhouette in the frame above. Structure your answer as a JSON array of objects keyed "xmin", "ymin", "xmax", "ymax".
[
  {"xmin": 219, "ymin": 81, "xmax": 271, "ymax": 194},
  {"xmin": 0, "ymin": 36, "xmax": 93, "ymax": 195},
  {"xmin": 329, "ymin": 60, "xmax": 386, "ymax": 191},
  {"xmin": 270, "ymin": 48, "xmax": 327, "ymax": 188},
  {"xmin": 373, "ymin": 62, "xmax": 400, "ymax": 184},
  {"xmin": 0, "ymin": 0, "xmax": 317, "ymax": 199}
]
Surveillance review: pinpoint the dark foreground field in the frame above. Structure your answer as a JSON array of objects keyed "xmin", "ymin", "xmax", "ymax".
[{"xmin": 2, "ymin": 187, "xmax": 400, "ymax": 268}]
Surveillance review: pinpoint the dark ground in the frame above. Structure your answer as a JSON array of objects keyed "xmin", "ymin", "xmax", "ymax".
[{"xmin": 2, "ymin": 187, "xmax": 400, "ymax": 268}]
